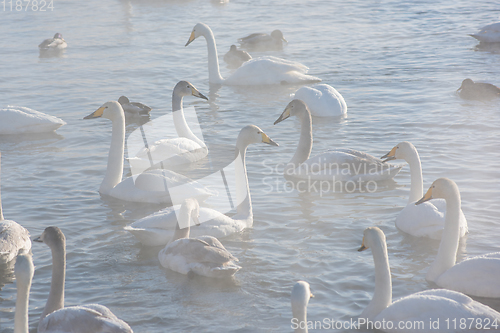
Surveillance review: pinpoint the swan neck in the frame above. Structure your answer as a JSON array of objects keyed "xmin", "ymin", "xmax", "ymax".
[
  {"xmin": 287, "ymin": 112, "xmax": 312, "ymax": 172},
  {"xmin": 100, "ymin": 113, "xmax": 125, "ymax": 194},
  {"xmin": 172, "ymin": 94, "xmax": 205, "ymax": 148},
  {"xmin": 201, "ymin": 26, "xmax": 224, "ymax": 84},
  {"xmin": 171, "ymin": 206, "xmax": 191, "ymax": 242},
  {"xmin": 41, "ymin": 243, "xmax": 66, "ymax": 321},
  {"xmin": 427, "ymin": 190, "xmax": 461, "ymax": 282},
  {"xmin": 234, "ymin": 141, "xmax": 252, "ymax": 218},
  {"xmin": 406, "ymin": 149, "xmax": 423, "ymax": 203},
  {"xmin": 292, "ymin": 302, "xmax": 308, "ymax": 333},
  {"xmin": 14, "ymin": 275, "xmax": 31, "ymax": 333}
]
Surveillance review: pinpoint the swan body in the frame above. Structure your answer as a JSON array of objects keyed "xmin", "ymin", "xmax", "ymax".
[
  {"xmin": 470, "ymin": 22, "xmax": 500, "ymax": 43},
  {"xmin": 457, "ymin": 78, "xmax": 500, "ymax": 100},
  {"xmin": 118, "ymin": 96, "xmax": 151, "ymax": 116},
  {"xmin": 416, "ymin": 178, "xmax": 500, "ymax": 298},
  {"xmin": 358, "ymin": 227, "xmax": 500, "ymax": 331},
  {"xmin": 293, "ymin": 84, "xmax": 347, "ymax": 117},
  {"xmin": 0, "ymin": 106, "xmax": 65, "ymax": 135},
  {"xmin": 34, "ymin": 227, "xmax": 133, "ymax": 333},
  {"xmin": 158, "ymin": 198, "xmax": 241, "ymax": 278},
  {"xmin": 84, "ymin": 101, "xmax": 214, "ymax": 204},
  {"xmin": 381, "ymin": 142, "xmax": 467, "ymax": 239},
  {"xmin": 274, "ymin": 100, "xmax": 402, "ymax": 182},
  {"xmin": 39, "ymin": 33, "xmax": 67, "ymax": 50},
  {"xmin": 223, "ymin": 45, "xmax": 252, "ymax": 68},
  {"xmin": 291, "ymin": 281, "xmax": 313, "ymax": 333},
  {"xmin": 186, "ymin": 23, "xmax": 321, "ymax": 85},
  {"xmin": 126, "ymin": 81, "xmax": 208, "ymax": 171},
  {"xmin": 125, "ymin": 125, "xmax": 279, "ymax": 246},
  {"xmin": 238, "ymin": 29, "xmax": 287, "ymax": 51}
]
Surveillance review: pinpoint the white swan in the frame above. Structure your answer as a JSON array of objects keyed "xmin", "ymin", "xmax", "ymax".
[
  {"xmin": 274, "ymin": 100, "xmax": 402, "ymax": 182},
  {"xmin": 358, "ymin": 226, "xmax": 500, "ymax": 331},
  {"xmin": 118, "ymin": 96, "xmax": 151, "ymax": 116},
  {"xmin": 34, "ymin": 227, "xmax": 133, "ymax": 332},
  {"xmin": 14, "ymin": 252, "xmax": 34, "ymax": 333},
  {"xmin": 291, "ymin": 281, "xmax": 314, "ymax": 333},
  {"xmin": 416, "ymin": 178, "xmax": 500, "ymax": 298},
  {"xmin": 223, "ymin": 45, "xmax": 252, "ymax": 68},
  {"xmin": 158, "ymin": 198, "xmax": 240, "ymax": 278},
  {"xmin": 292, "ymin": 84, "xmax": 347, "ymax": 117},
  {"xmin": 0, "ymin": 106, "xmax": 65, "ymax": 135},
  {"xmin": 126, "ymin": 81, "xmax": 208, "ymax": 171},
  {"xmin": 185, "ymin": 23, "xmax": 321, "ymax": 85},
  {"xmin": 470, "ymin": 22, "xmax": 500, "ymax": 43},
  {"xmin": 39, "ymin": 33, "xmax": 67, "ymax": 50},
  {"xmin": 0, "ymin": 152, "xmax": 31, "ymax": 264},
  {"xmin": 83, "ymin": 101, "xmax": 214, "ymax": 204},
  {"xmin": 381, "ymin": 142, "xmax": 467, "ymax": 239},
  {"xmin": 125, "ymin": 125, "xmax": 278, "ymax": 246},
  {"xmin": 238, "ymin": 29, "xmax": 287, "ymax": 51}
]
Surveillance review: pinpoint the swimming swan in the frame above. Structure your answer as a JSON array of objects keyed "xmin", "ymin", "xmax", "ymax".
[
  {"xmin": 39, "ymin": 33, "xmax": 67, "ymax": 50},
  {"xmin": 0, "ymin": 152, "xmax": 31, "ymax": 264},
  {"xmin": 274, "ymin": 99, "xmax": 402, "ymax": 182},
  {"xmin": 185, "ymin": 23, "xmax": 321, "ymax": 85},
  {"xmin": 381, "ymin": 142, "xmax": 467, "ymax": 239},
  {"xmin": 223, "ymin": 45, "xmax": 252, "ymax": 68},
  {"xmin": 0, "ymin": 106, "xmax": 65, "ymax": 135},
  {"xmin": 457, "ymin": 78, "xmax": 500, "ymax": 100},
  {"xmin": 358, "ymin": 227, "xmax": 500, "ymax": 331},
  {"xmin": 416, "ymin": 178, "xmax": 500, "ymax": 298},
  {"xmin": 238, "ymin": 29, "xmax": 287, "ymax": 51},
  {"xmin": 470, "ymin": 22, "xmax": 500, "ymax": 43},
  {"xmin": 118, "ymin": 96, "xmax": 151, "ymax": 116},
  {"xmin": 34, "ymin": 227, "xmax": 133, "ymax": 332},
  {"xmin": 84, "ymin": 101, "xmax": 214, "ymax": 204},
  {"xmin": 158, "ymin": 198, "xmax": 240, "ymax": 278},
  {"xmin": 125, "ymin": 125, "xmax": 278, "ymax": 246},
  {"xmin": 126, "ymin": 81, "xmax": 208, "ymax": 171},
  {"xmin": 292, "ymin": 84, "xmax": 347, "ymax": 117},
  {"xmin": 291, "ymin": 281, "xmax": 314, "ymax": 333}
]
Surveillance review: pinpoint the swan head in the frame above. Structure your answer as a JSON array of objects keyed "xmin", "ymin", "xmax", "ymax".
[
  {"xmin": 173, "ymin": 81, "xmax": 208, "ymax": 101},
  {"xmin": 34, "ymin": 226, "xmax": 66, "ymax": 250},
  {"xmin": 15, "ymin": 252, "xmax": 34, "ymax": 286},
  {"xmin": 271, "ymin": 29, "xmax": 287, "ymax": 43},
  {"xmin": 358, "ymin": 227, "xmax": 385, "ymax": 252},
  {"xmin": 185, "ymin": 23, "xmax": 211, "ymax": 47},
  {"xmin": 381, "ymin": 141, "xmax": 415, "ymax": 162},
  {"xmin": 238, "ymin": 125, "xmax": 278, "ymax": 147},
  {"xmin": 274, "ymin": 99, "xmax": 309, "ymax": 125},
  {"xmin": 83, "ymin": 101, "xmax": 123, "ymax": 121},
  {"xmin": 416, "ymin": 178, "xmax": 459, "ymax": 205},
  {"xmin": 117, "ymin": 96, "xmax": 130, "ymax": 105},
  {"xmin": 53, "ymin": 33, "xmax": 63, "ymax": 40},
  {"xmin": 229, "ymin": 45, "xmax": 237, "ymax": 52},
  {"xmin": 457, "ymin": 78, "xmax": 474, "ymax": 92},
  {"xmin": 291, "ymin": 281, "xmax": 314, "ymax": 313}
]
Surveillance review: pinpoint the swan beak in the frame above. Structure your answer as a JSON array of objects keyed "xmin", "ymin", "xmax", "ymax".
[
  {"xmin": 83, "ymin": 106, "xmax": 105, "ymax": 119},
  {"xmin": 282, "ymin": 37, "xmax": 288, "ymax": 43},
  {"xmin": 274, "ymin": 106, "xmax": 291, "ymax": 125},
  {"xmin": 191, "ymin": 87, "xmax": 208, "ymax": 100},
  {"xmin": 185, "ymin": 31, "xmax": 196, "ymax": 47},
  {"xmin": 416, "ymin": 186, "xmax": 433, "ymax": 205},
  {"xmin": 33, "ymin": 236, "xmax": 43, "ymax": 243},
  {"xmin": 357, "ymin": 237, "xmax": 367, "ymax": 251},
  {"xmin": 310, "ymin": 292, "xmax": 315, "ymax": 298},
  {"xmin": 260, "ymin": 132, "xmax": 279, "ymax": 146},
  {"xmin": 381, "ymin": 146, "xmax": 397, "ymax": 163}
]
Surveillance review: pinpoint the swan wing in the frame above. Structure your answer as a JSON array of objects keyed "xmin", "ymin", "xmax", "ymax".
[
  {"xmin": 293, "ymin": 84, "xmax": 347, "ymax": 117},
  {"xmin": 0, "ymin": 220, "xmax": 31, "ymax": 263},
  {"xmin": 0, "ymin": 106, "xmax": 65, "ymax": 134},
  {"xmin": 238, "ymin": 32, "xmax": 268, "ymax": 42}
]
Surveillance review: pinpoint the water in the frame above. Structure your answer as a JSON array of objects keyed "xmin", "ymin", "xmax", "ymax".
[{"xmin": 1, "ymin": 0, "xmax": 500, "ymax": 331}]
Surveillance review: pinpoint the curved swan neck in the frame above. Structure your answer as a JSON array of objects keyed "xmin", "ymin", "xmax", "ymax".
[
  {"xmin": 361, "ymin": 238, "xmax": 392, "ymax": 320},
  {"xmin": 171, "ymin": 205, "xmax": 192, "ymax": 242},
  {"xmin": 100, "ymin": 112, "xmax": 125, "ymax": 194},
  {"xmin": 234, "ymin": 140, "xmax": 252, "ymax": 218},
  {"xmin": 172, "ymin": 93, "xmax": 205, "ymax": 148},
  {"xmin": 14, "ymin": 276, "xmax": 31, "ymax": 333},
  {"xmin": 287, "ymin": 110, "xmax": 312, "ymax": 172},
  {"xmin": 41, "ymin": 242, "xmax": 66, "ymax": 321},
  {"xmin": 426, "ymin": 188, "xmax": 461, "ymax": 282},
  {"xmin": 405, "ymin": 147, "xmax": 423, "ymax": 203},
  {"xmin": 199, "ymin": 24, "xmax": 224, "ymax": 84}
]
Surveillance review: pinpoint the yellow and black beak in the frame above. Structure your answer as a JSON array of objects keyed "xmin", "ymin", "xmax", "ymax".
[
  {"xmin": 185, "ymin": 31, "xmax": 196, "ymax": 47},
  {"xmin": 416, "ymin": 185, "xmax": 433, "ymax": 205},
  {"xmin": 381, "ymin": 146, "xmax": 397, "ymax": 163},
  {"xmin": 357, "ymin": 237, "xmax": 368, "ymax": 252},
  {"xmin": 274, "ymin": 105, "xmax": 291, "ymax": 125},
  {"xmin": 260, "ymin": 132, "xmax": 279, "ymax": 146},
  {"xmin": 83, "ymin": 106, "xmax": 105, "ymax": 119},
  {"xmin": 190, "ymin": 86, "xmax": 208, "ymax": 100}
]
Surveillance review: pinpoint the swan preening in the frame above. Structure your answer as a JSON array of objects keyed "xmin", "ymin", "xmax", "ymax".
[
  {"xmin": 118, "ymin": 96, "xmax": 152, "ymax": 116},
  {"xmin": 291, "ymin": 281, "xmax": 313, "ymax": 333},
  {"xmin": 33, "ymin": 227, "xmax": 133, "ymax": 332},
  {"xmin": 293, "ymin": 84, "xmax": 347, "ymax": 117},
  {"xmin": 126, "ymin": 81, "xmax": 209, "ymax": 172},
  {"xmin": 84, "ymin": 101, "xmax": 214, "ymax": 204},
  {"xmin": 185, "ymin": 23, "xmax": 321, "ymax": 85},
  {"xmin": 274, "ymin": 99, "xmax": 402, "ymax": 182},
  {"xmin": 470, "ymin": 22, "xmax": 500, "ymax": 43},
  {"xmin": 158, "ymin": 198, "xmax": 241, "ymax": 278},
  {"xmin": 381, "ymin": 142, "xmax": 467, "ymax": 239},
  {"xmin": 39, "ymin": 33, "xmax": 67, "ymax": 50},
  {"xmin": 223, "ymin": 45, "xmax": 252, "ymax": 68},
  {"xmin": 416, "ymin": 178, "xmax": 500, "ymax": 298},
  {"xmin": 0, "ymin": 106, "xmax": 66, "ymax": 135},
  {"xmin": 125, "ymin": 125, "xmax": 278, "ymax": 246},
  {"xmin": 457, "ymin": 78, "xmax": 500, "ymax": 100},
  {"xmin": 0, "ymin": 152, "xmax": 31, "ymax": 264},
  {"xmin": 358, "ymin": 227, "xmax": 500, "ymax": 332},
  {"xmin": 238, "ymin": 29, "xmax": 287, "ymax": 51}
]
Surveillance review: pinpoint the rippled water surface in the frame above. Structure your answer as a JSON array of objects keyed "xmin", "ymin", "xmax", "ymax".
[{"xmin": 1, "ymin": 0, "xmax": 500, "ymax": 332}]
